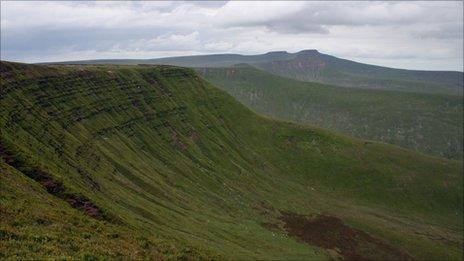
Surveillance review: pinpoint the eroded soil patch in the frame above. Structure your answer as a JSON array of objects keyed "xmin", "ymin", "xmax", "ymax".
[{"xmin": 278, "ymin": 212, "xmax": 413, "ymax": 260}]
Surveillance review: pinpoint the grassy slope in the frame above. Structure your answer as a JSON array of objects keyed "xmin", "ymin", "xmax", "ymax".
[
  {"xmin": 0, "ymin": 160, "xmax": 214, "ymax": 259},
  {"xmin": 198, "ymin": 66, "xmax": 463, "ymax": 160},
  {"xmin": 1, "ymin": 61, "xmax": 462, "ymax": 259}
]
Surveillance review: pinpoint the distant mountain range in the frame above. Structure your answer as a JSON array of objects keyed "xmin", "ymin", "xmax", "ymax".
[
  {"xmin": 46, "ymin": 50, "xmax": 464, "ymax": 159},
  {"xmin": 51, "ymin": 50, "xmax": 463, "ymax": 95}
]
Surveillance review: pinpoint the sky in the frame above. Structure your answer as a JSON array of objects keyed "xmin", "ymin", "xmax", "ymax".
[{"xmin": 1, "ymin": 1, "xmax": 463, "ymax": 71}]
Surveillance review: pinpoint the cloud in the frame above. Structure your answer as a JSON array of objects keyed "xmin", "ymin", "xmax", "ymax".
[
  {"xmin": 411, "ymin": 23, "xmax": 464, "ymax": 40},
  {"xmin": 0, "ymin": 1, "xmax": 462, "ymax": 70},
  {"xmin": 217, "ymin": 1, "xmax": 463, "ymax": 35},
  {"xmin": 145, "ymin": 32, "xmax": 201, "ymax": 49}
]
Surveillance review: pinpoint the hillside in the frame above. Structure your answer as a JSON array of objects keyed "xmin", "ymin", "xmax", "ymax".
[
  {"xmin": 1, "ymin": 61, "xmax": 463, "ymax": 259},
  {"xmin": 52, "ymin": 50, "xmax": 464, "ymax": 96},
  {"xmin": 198, "ymin": 66, "xmax": 463, "ymax": 160},
  {"xmin": 0, "ymin": 159, "xmax": 214, "ymax": 259}
]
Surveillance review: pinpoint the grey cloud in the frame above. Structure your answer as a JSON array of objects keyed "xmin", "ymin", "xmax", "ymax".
[
  {"xmin": 221, "ymin": 2, "xmax": 463, "ymax": 34},
  {"xmin": 411, "ymin": 24, "xmax": 464, "ymax": 40},
  {"xmin": 1, "ymin": 27, "xmax": 172, "ymax": 52},
  {"xmin": 189, "ymin": 1, "xmax": 227, "ymax": 8},
  {"xmin": 266, "ymin": 23, "xmax": 329, "ymax": 35}
]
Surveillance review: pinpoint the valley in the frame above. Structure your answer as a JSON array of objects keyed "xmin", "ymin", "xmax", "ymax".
[{"xmin": 198, "ymin": 66, "xmax": 463, "ymax": 160}]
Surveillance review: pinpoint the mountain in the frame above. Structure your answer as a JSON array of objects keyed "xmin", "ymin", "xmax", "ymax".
[
  {"xmin": 1, "ymin": 61, "xmax": 462, "ymax": 259},
  {"xmin": 252, "ymin": 50, "xmax": 463, "ymax": 95},
  {"xmin": 51, "ymin": 50, "xmax": 464, "ymax": 96},
  {"xmin": 198, "ymin": 66, "xmax": 463, "ymax": 160},
  {"xmin": 48, "ymin": 51, "xmax": 299, "ymax": 67}
]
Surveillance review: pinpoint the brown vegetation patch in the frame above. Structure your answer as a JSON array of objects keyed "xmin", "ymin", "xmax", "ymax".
[
  {"xmin": 279, "ymin": 212, "xmax": 413, "ymax": 260},
  {"xmin": 30, "ymin": 170, "xmax": 106, "ymax": 220},
  {"xmin": 281, "ymin": 135, "xmax": 297, "ymax": 149},
  {"xmin": 261, "ymin": 222, "xmax": 280, "ymax": 231},
  {"xmin": 170, "ymin": 129, "xmax": 188, "ymax": 151},
  {"xmin": 190, "ymin": 131, "xmax": 200, "ymax": 142},
  {"xmin": 66, "ymin": 195, "xmax": 103, "ymax": 219}
]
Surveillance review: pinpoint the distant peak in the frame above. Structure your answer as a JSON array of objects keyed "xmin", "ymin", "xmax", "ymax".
[
  {"xmin": 297, "ymin": 49, "xmax": 320, "ymax": 56},
  {"xmin": 265, "ymin": 51, "xmax": 289, "ymax": 55}
]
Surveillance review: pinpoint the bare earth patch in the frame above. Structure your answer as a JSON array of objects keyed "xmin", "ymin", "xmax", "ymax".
[{"xmin": 272, "ymin": 211, "xmax": 413, "ymax": 260}]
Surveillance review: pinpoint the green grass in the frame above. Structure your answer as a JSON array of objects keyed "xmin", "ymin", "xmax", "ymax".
[
  {"xmin": 0, "ymin": 160, "xmax": 215, "ymax": 260},
  {"xmin": 198, "ymin": 66, "xmax": 463, "ymax": 160},
  {"xmin": 1, "ymin": 61, "xmax": 462, "ymax": 259}
]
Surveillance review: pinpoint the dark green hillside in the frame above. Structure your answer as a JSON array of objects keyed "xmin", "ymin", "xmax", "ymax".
[
  {"xmin": 198, "ymin": 66, "xmax": 463, "ymax": 160},
  {"xmin": 1, "ymin": 61, "xmax": 462, "ymax": 259}
]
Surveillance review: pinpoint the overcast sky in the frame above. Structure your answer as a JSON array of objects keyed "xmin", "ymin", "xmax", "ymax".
[{"xmin": 1, "ymin": 1, "xmax": 463, "ymax": 71}]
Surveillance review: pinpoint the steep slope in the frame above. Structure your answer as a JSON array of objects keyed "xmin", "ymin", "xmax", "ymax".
[
  {"xmin": 1, "ymin": 61, "xmax": 462, "ymax": 259},
  {"xmin": 53, "ymin": 50, "xmax": 464, "ymax": 96},
  {"xmin": 198, "ymin": 66, "xmax": 463, "ymax": 160}
]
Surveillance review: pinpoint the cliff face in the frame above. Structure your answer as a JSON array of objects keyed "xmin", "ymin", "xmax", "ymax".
[{"xmin": 1, "ymin": 61, "xmax": 462, "ymax": 259}]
